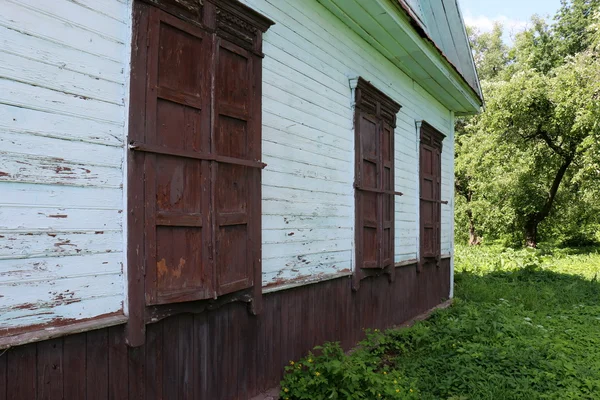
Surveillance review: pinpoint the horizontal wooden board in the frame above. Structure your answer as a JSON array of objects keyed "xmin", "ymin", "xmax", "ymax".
[
  {"xmin": 0, "ymin": 252, "xmax": 123, "ymax": 284},
  {"xmin": 0, "ymin": 131, "xmax": 123, "ymax": 167},
  {"xmin": 0, "ymin": 104, "xmax": 123, "ymax": 147},
  {"xmin": 0, "ymin": 79, "xmax": 124, "ymax": 125},
  {"xmin": 0, "ymin": 231, "xmax": 122, "ymax": 259},
  {"xmin": 0, "ymin": 52, "xmax": 123, "ymax": 105},
  {"xmin": 0, "ymin": 207, "xmax": 122, "ymax": 231},
  {"xmin": 0, "ymin": 152, "xmax": 123, "ymax": 188},
  {"xmin": 0, "ymin": 25, "xmax": 124, "ymax": 84},
  {"xmin": 0, "ymin": 262, "xmax": 450, "ymax": 399},
  {"xmin": 0, "ymin": 1, "xmax": 124, "ymax": 61},
  {"xmin": 0, "ymin": 183, "xmax": 122, "ymax": 209}
]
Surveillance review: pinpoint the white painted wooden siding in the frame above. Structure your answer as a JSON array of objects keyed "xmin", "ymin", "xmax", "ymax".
[
  {"xmin": 239, "ymin": 0, "xmax": 455, "ymax": 287},
  {"xmin": 0, "ymin": 0, "xmax": 130, "ymax": 331}
]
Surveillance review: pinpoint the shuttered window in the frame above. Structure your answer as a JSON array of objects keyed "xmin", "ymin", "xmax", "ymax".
[
  {"xmin": 127, "ymin": 0, "xmax": 273, "ymax": 339},
  {"xmin": 353, "ymin": 78, "xmax": 401, "ymax": 285},
  {"xmin": 419, "ymin": 122, "xmax": 445, "ymax": 268}
]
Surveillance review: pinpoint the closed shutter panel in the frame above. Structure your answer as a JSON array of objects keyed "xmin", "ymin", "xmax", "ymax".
[
  {"xmin": 143, "ymin": 10, "xmax": 214, "ymax": 305},
  {"xmin": 381, "ymin": 122, "xmax": 395, "ymax": 269},
  {"xmin": 419, "ymin": 123, "xmax": 444, "ymax": 268},
  {"xmin": 356, "ymin": 112, "xmax": 381, "ymax": 269},
  {"xmin": 213, "ymin": 39, "xmax": 261, "ymax": 296},
  {"xmin": 353, "ymin": 78, "xmax": 401, "ymax": 286}
]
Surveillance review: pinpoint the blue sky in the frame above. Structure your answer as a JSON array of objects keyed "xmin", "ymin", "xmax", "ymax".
[{"xmin": 458, "ymin": 0, "xmax": 563, "ymax": 42}]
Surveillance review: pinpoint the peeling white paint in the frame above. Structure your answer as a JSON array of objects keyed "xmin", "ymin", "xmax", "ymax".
[
  {"xmin": 239, "ymin": 0, "xmax": 455, "ymax": 286},
  {"xmin": 0, "ymin": 0, "xmax": 128, "ymax": 332}
]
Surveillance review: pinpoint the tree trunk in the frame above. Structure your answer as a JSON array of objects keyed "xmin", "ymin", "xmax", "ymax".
[
  {"xmin": 523, "ymin": 155, "xmax": 573, "ymax": 248},
  {"xmin": 525, "ymin": 218, "xmax": 538, "ymax": 248},
  {"xmin": 467, "ymin": 209, "xmax": 480, "ymax": 246}
]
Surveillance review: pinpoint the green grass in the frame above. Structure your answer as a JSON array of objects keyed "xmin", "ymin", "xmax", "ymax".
[{"xmin": 280, "ymin": 245, "xmax": 600, "ymax": 399}]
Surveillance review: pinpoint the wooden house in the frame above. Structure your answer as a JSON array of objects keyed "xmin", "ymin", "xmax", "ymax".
[{"xmin": 0, "ymin": 0, "xmax": 482, "ymax": 398}]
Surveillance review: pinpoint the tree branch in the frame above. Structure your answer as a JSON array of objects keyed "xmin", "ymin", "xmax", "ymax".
[
  {"xmin": 537, "ymin": 126, "xmax": 569, "ymax": 159},
  {"xmin": 537, "ymin": 155, "xmax": 574, "ymax": 221}
]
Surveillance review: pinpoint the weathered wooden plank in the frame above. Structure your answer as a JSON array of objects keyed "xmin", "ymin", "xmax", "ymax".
[
  {"xmin": 0, "ymin": 183, "xmax": 122, "ymax": 209},
  {"xmin": 0, "ymin": 1, "xmax": 124, "ymax": 61},
  {"xmin": 0, "ymin": 104, "xmax": 122, "ymax": 147},
  {"xmin": 86, "ymin": 329, "xmax": 109, "ymax": 400},
  {"xmin": 63, "ymin": 333, "xmax": 86, "ymax": 400},
  {"xmin": 263, "ymin": 126, "xmax": 350, "ymax": 164},
  {"xmin": 263, "ymin": 238, "xmax": 350, "ymax": 259},
  {"xmin": 262, "ymin": 227, "xmax": 352, "ymax": 244},
  {"xmin": 36, "ymin": 338, "xmax": 63, "ymax": 400},
  {"xmin": 262, "ymin": 199, "xmax": 351, "ymax": 218},
  {"xmin": 0, "ymin": 348, "xmax": 6, "ymax": 400},
  {"xmin": 162, "ymin": 316, "xmax": 179, "ymax": 399},
  {"xmin": 1, "ymin": 133, "xmax": 123, "ymax": 170},
  {"xmin": 0, "ymin": 79, "xmax": 123, "ymax": 125},
  {"xmin": 66, "ymin": 0, "xmax": 129, "ymax": 23},
  {"xmin": 144, "ymin": 322, "xmax": 163, "ymax": 400},
  {"xmin": 263, "ymin": 67, "xmax": 349, "ymax": 117},
  {"xmin": 262, "ymin": 214, "xmax": 351, "ymax": 230},
  {"xmin": 0, "ymin": 25, "xmax": 124, "ymax": 84},
  {"xmin": 127, "ymin": 344, "xmax": 146, "ymax": 400},
  {"xmin": 0, "ymin": 276, "xmax": 124, "ymax": 330},
  {"xmin": 263, "ymin": 143, "xmax": 349, "ymax": 173},
  {"xmin": 108, "ymin": 325, "xmax": 128, "ymax": 400},
  {"xmin": 0, "ymin": 52, "xmax": 123, "ymax": 106},
  {"xmin": 0, "ymin": 207, "xmax": 122, "ymax": 231},
  {"xmin": 6, "ymin": 344, "xmax": 36, "ymax": 400},
  {"xmin": 0, "ymin": 230, "xmax": 122, "ymax": 259},
  {"xmin": 13, "ymin": 0, "xmax": 127, "ymax": 42},
  {"xmin": 262, "ymin": 97, "xmax": 347, "ymax": 138},
  {"xmin": 262, "ymin": 170, "xmax": 350, "ymax": 196},
  {"xmin": 0, "ymin": 149, "xmax": 123, "ymax": 186},
  {"xmin": 262, "ymin": 109, "xmax": 351, "ymax": 145}
]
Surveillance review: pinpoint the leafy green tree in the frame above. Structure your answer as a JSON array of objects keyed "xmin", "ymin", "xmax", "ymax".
[{"xmin": 456, "ymin": 0, "xmax": 600, "ymax": 247}]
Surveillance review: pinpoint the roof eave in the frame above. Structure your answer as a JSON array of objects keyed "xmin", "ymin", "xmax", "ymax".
[{"xmin": 317, "ymin": 0, "xmax": 483, "ymax": 115}]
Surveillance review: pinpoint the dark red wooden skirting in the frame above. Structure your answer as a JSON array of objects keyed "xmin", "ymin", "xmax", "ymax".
[{"xmin": 0, "ymin": 261, "xmax": 449, "ymax": 400}]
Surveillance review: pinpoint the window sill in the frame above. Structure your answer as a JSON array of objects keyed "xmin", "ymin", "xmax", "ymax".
[{"xmin": 0, "ymin": 313, "xmax": 127, "ymax": 350}]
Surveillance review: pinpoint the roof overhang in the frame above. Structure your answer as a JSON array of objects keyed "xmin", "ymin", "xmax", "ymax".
[{"xmin": 317, "ymin": 0, "xmax": 483, "ymax": 115}]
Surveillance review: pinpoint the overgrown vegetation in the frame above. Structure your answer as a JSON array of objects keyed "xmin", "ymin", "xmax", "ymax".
[
  {"xmin": 455, "ymin": 0, "xmax": 600, "ymax": 247},
  {"xmin": 280, "ymin": 245, "xmax": 600, "ymax": 399}
]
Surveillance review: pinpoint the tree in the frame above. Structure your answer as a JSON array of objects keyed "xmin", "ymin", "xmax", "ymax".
[{"xmin": 456, "ymin": 0, "xmax": 600, "ymax": 247}]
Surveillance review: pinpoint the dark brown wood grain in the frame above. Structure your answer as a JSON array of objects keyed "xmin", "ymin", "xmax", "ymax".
[
  {"xmin": 128, "ymin": 0, "xmax": 273, "ymax": 334},
  {"xmin": 419, "ymin": 122, "xmax": 445, "ymax": 269},
  {"xmin": 0, "ymin": 348, "xmax": 6, "ymax": 400},
  {"xmin": 1, "ymin": 261, "xmax": 449, "ymax": 400},
  {"xmin": 354, "ymin": 78, "xmax": 401, "ymax": 287},
  {"xmin": 36, "ymin": 339, "xmax": 62, "ymax": 400},
  {"xmin": 7, "ymin": 343, "xmax": 36, "ymax": 400},
  {"xmin": 86, "ymin": 329, "xmax": 109, "ymax": 400},
  {"xmin": 62, "ymin": 334, "xmax": 86, "ymax": 399},
  {"xmin": 108, "ymin": 326, "xmax": 128, "ymax": 400}
]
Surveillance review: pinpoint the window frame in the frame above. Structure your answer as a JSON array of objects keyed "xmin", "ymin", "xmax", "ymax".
[
  {"xmin": 417, "ymin": 121, "xmax": 445, "ymax": 271},
  {"xmin": 126, "ymin": 0, "xmax": 273, "ymax": 347},
  {"xmin": 351, "ymin": 77, "xmax": 402, "ymax": 290}
]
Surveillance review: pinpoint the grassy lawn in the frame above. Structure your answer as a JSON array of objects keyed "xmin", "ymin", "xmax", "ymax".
[{"xmin": 280, "ymin": 245, "xmax": 600, "ymax": 400}]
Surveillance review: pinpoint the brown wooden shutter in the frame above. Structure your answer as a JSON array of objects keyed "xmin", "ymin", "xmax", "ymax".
[
  {"xmin": 127, "ymin": 0, "xmax": 273, "ymax": 333},
  {"xmin": 143, "ymin": 9, "xmax": 214, "ymax": 305},
  {"xmin": 419, "ymin": 122, "xmax": 445, "ymax": 269},
  {"xmin": 213, "ymin": 38, "xmax": 260, "ymax": 296},
  {"xmin": 353, "ymin": 78, "xmax": 401, "ymax": 288}
]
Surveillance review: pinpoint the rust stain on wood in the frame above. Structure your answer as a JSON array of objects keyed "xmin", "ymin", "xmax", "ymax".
[{"xmin": 157, "ymin": 258, "xmax": 168, "ymax": 278}]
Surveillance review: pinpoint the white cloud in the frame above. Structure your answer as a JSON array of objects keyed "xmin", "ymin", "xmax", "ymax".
[{"xmin": 463, "ymin": 13, "xmax": 529, "ymax": 43}]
